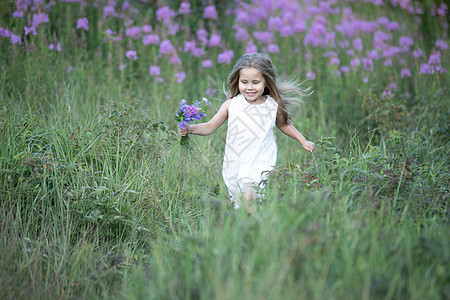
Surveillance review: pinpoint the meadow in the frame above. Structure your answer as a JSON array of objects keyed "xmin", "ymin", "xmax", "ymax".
[{"xmin": 0, "ymin": 0, "xmax": 449, "ymax": 299}]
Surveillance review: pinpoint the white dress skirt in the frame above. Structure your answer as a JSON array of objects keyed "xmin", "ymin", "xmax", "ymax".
[{"xmin": 222, "ymin": 94, "xmax": 278, "ymax": 208}]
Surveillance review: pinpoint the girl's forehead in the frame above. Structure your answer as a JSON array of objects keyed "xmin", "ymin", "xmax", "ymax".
[{"xmin": 239, "ymin": 67, "xmax": 263, "ymax": 78}]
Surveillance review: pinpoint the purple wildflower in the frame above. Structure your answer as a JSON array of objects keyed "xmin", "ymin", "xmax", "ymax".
[
  {"xmin": 76, "ymin": 17, "xmax": 89, "ymax": 31},
  {"xmin": 143, "ymin": 34, "xmax": 160, "ymax": 45},
  {"xmin": 159, "ymin": 40, "xmax": 174, "ymax": 55},
  {"xmin": 142, "ymin": 24, "xmax": 152, "ymax": 33},
  {"xmin": 352, "ymin": 37, "xmax": 363, "ymax": 51},
  {"xmin": 401, "ymin": 68, "xmax": 411, "ymax": 78},
  {"xmin": 32, "ymin": 13, "xmax": 49, "ymax": 27},
  {"xmin": 362, "ymin": 57, "xmax": 374, "ymax": 71},
  {"xmin": 235, "ymin": 27, "xmax": 249, "ymax": 42},
  {"xmin": 24, "ymin": 25, "xmax": 37, "ymax": 35},
  {"xmin": 103, "ymin": 2, "xmax": 118, "ymax": 18},
  {"xmin": 217, "ymin": 50, "xmax": 234, "ymax": 64},
  {"xmin": 428, "ymin": 51, "xmax": 441, "ymax": 65},
  {"xmin": 253, "ymin": 31, "xmax": 273, "ymax": 44},
  {"xmin": 119, "ymin": 63, "xmax": 127, "ymax": 70},
  {"xmin": 179, "ymin": 2, "xmax": 191, "ymax": 14},
  {"xmin": 350, "ymin": 58, "xmax": 360, "ymax": 70},
  {"xmin": 126, "ymin": 50, "xmax": 137, "ymax": 60},
  {"xmin": 13, "ymin": 11, "xmax": 23, "ymax": 18},
  {"xmin": 267, "ymin": 44, "xmax": 279, "ymax": 53},
  {"xmin": 246, "ymin": 43, "xmax": 257, "ymax": 53},
  {"xmin": 330, "ymin": 57, "xmax": 340, "ymax": 65},
  {"xmin": 126, "ymin": 26, "xmax": 141, "ymax": 39},
  {"xmin": 435, "ymin": 40, "xmax": 448, "ymax": 50},
  {"xmin": 10, "ymin": 34, "xmax": 22, "ymax": 45},
  {"xmin": 149, "ymin": 65, "xmax": 160, "ymax": 76},
  {"xmin": 170, "ymin": 55, "xmax": 181, "ymax": 65},
  {"xmin": 175, "ymin": 72, "xmax": 186, "ymax": 83},
  {"xmin": 196, "ymin": 29, "xmax": 208, "ymax": 46},
  {"xmin": 203, "ymin": 4, "xmax": 218, "ymax": 19},
  {"xmin": 206, "ymin": 89, "xmax": 216, "ymax": 98},
  {"xmin": 202, "ymin": 59, "xmax": 213, "ymax": 68},
  {"xmin": 208, "ymin": 34, "xmax": 221, "ymax": 47},
  {"xmin": 157, "ymin": 6, "xmax": 176, "ymax": 25},
  {"xmin": 413, "ymin": 48, "xmax": 422, "ymax": 58},
  {"xmin": 306, "ymin": 71, "xmax": 316, "ymax": 79}
]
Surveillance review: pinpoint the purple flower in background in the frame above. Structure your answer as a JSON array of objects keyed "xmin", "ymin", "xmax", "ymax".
[
  {"xmin": 157, "ymin": 6, "xmax": 176, "ymax": 25},
  {"xmin": 149, "ymin": 65, "xmax": 160, "ymax": 76},
  {"xmin": 202, "ymin": 59, "xmax": 213, "ymax": 68},
  {"xmin": 330, "ymin": 57, "xmax": 340, "ymax": 65},
  {"xmin": 203, "ymin": 4, "xmax": 218, "ymax": 19},
  {"xmin": 103, "ymin": 2, "xmax": 118, "ymax": 18},
  {"xmin": 217, "ymin": 50, "xmax": 234, "ymax": 64},
  {"xmin": 175, "ymin": 72, "xmax": 186, "ymax": 83},
  {"xmin": 350, "ymin": 57, "xmax": 360, "ymax": 70},
  {"xmin": 340, "ymin": 66, "xmax": 350, "ymax": 73},
  {"xmin": 168, "ymin": 23, "xmax": 179, "ymax": 35},
  {"xmin": 184, "ymin": 40, "xmax": 196, "ymax": 53},
  {"xmin": 122, "ymin": 1, "xmax": 130, "ymax": 10},
  {"xmin": 235, "ymin": 27, "xmax": 249, "ymax": 42},
  {"xmin": 197, "ymin": 29, "xmax": 208, "ymax": 45},
  {"xmin": 253, "ymin": 31, "xmax": 273, "ymax": 44},
  {"xmin": 435, "ymin": 40, "xmax": 448, "ymax": 50},
  {"xmin": 76, "ymin": 17, "xmax": 89, "ymax": 31},
  {"xmin": 401, "ymin": 68, "xmax": 411, "ymax": 78},
  {"xmin": 268, "ymin": 44, "xmax": 279, "ymax": 53},
  {"xmin": 126, "ymin": 26, "xmax": 141, "ymax": 39},
  {"xmin": 143, "ymin": 34, "xmax": 159, "ymax": 45},
  {"xmin": 142, "ymin": 24, "xmax": 152, "ymax": 33},
  {"xmin": 367, "ymin": 49, "xmax": 379, "ymax": 59},
  {"xmin": 119, "ymin": 63, "xmax": 127, "ymax": 70},
  {"xmin": 170, "ymin": 55, "xmax": 181, "ymax": 65},
  {"xmin": 428, "ymin": 51, "xmax": 441, "ymax": 65},
  {"xmin": 156, "ymin": 77, "xmax": 164, "ymax": 82},
  {"xmin": 13, "ymin": 11, "xmax": 23, "ymax": 18},
  {"xmin": 362, "ymin": 57, "xmax": 374, "ymax": 71},
  {"xmin": 345, "ymin": 49, "xmax": 355, "ymax": 56},
  {"xmin": 399, "ymin": 36, "xmax": 414, "ymax": 50},
  {"xmin": 32, "ymin": 13, "xmax": 49, "ymax": 27},
  {"xmin": 208, "ymin": 34, "xmax": 221, "ymax": 47},
  {"xmin": 246, "ymin": 43, "xmax": 257, "ymax": 53},
  {"xmin": 413, "ymin": 48, "xmax": 422, "ymax": 58},
  {"xmin": 352, "ymin": 37, "xmax": 363, "ymax": 51},
  {"xmin": 159, "ymin": 40, "xmax": 174, "ymax": 55},
  {"xmin": 205, "ymin": 89, "xmax": 216, "ymax": 98},
  {"xmin": 126, "ymin": 50, "xmax": 137, "ymax": 60},
  {"xmin": 306, "ymin": 71, "xmax": 316, "ymax": 79},
  {"xmin": 10, "ymin": 34, "xmax": 22, "ymax": 45},
  {"xmin": 179, "ymin": 2, "xmax": 191, "ymax": 14},
  {"xmin": 24, "ymin": 25, "xmax": 37, "ymax": 35},
  {"xmin": 191, "ymin": 47, "xmax": 205, "ymax": 58}
]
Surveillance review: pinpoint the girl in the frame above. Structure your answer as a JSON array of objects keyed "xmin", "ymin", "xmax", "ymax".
[{"xmin": 179, "ymin": 53, "xmax": 315, "ymax": 213}]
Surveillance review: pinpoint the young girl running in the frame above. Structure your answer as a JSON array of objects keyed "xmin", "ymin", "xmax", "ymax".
[{"xmin": 179, "ymin": 53, "xmax": 315, "ymax": 212}]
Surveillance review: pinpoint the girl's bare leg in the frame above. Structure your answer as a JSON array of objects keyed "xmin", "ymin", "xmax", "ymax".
[{"xmin": 242, "ymin": 184, "xmax": 258, "ymax": 214}]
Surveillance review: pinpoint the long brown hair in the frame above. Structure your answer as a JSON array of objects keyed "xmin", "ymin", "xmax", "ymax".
[{"xmin": 225, "ymin": 53, "xmax": 311, "ymax": 125}]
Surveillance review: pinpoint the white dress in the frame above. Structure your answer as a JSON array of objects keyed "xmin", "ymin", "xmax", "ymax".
[{"xmin": 222, "ymin": 94, "xmax": 278, "ymax": 207}]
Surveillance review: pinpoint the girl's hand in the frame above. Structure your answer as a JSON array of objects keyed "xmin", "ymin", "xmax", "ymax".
[
  {"xmin": 302, "ymin": 141, "xmax": 316, "ymax": 153},
  {"xmin": 178, "ymin": 124, "xmax": 189, "ymax": 136}
]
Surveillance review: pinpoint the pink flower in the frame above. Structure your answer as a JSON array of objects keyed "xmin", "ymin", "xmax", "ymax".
[
  {"xmin": 159, "ymin": 40, "xmax": 174, "ymax": 55},
  {"xmin": 175, "ymin": 72, "xmax": 186, "ymax": 83},
  {"xmin": 203, "ymin": 4, "xmax": 218, "ymax": 19},
  {"xmin": 202, "ymin": 59, "xmax": 213, "ymax": 68},
  {"xmin": 76, "ymin": 17, "xmax": 89, "ymax": 31},
  {"xmin": 401, "ymin": 68, "xmax": 411, "ymax": 78},
  {"xmin": 217, "ymin": 50, "xmax": 234, "ymax": 64},
  {"xmin": 143, "ymin": 35, "xmax": 160, "ymax": 45},
  {"xmin": 267, "ymin": 44, "xmax": 279, "ymax": 53},
  {"xmin": 149, "ymin": 65, "xmax": 160, "ymax": 76},
  {"xmin": 126, "ymin": 50, "xmax": 137, "ymax": 60},
  {"xmin": 179, "ymin": 2, "xmax": 191, "ymax": 14}
]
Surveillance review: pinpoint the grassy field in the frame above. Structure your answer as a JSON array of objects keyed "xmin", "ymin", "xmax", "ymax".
[{"xmin": 1, "ymin": 0, "xmax": 449, "ymax": 299}]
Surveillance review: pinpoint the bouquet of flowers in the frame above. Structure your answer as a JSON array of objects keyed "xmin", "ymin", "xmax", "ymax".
[{"xmin": 174, "ymin": 97, "xmax": 211, "ymax": 149}]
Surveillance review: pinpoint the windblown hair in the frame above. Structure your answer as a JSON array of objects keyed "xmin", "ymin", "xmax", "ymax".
[{"xmin": 225, "ymin": 53, "xmax": 312, "ymax": 126}]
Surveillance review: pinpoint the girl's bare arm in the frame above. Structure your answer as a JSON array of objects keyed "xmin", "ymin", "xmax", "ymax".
[
  {"xmin": 277, "ymin": 118, "xmax": 316, "ymax": 152},
  {"xmin": 179, "ymin": 99, "xmax": 231, "ymax": 136}
]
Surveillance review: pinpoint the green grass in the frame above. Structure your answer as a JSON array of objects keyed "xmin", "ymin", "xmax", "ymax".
[{"xmin": 1, "ymin": 1, "xmax": 449, "ymax": 299}]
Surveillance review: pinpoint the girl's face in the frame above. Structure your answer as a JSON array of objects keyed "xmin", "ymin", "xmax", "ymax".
[{"xmin": 238, "ymin": 68, "xmax": 266, "ymax": 104}]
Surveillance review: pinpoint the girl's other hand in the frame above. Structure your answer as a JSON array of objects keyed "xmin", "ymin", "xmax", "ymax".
[
  {"xmin": 178, "ymin": 124, "xmax": 189, "ymax": 136},
  {"xmin": 302, "ymin": 141, "xmax": 316, "ymax": 153}
]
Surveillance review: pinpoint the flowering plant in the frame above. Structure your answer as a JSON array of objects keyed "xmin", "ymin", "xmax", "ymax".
[{"xmin": 174, "ymin": 97, "xmax": 211, "ymax": 149}]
